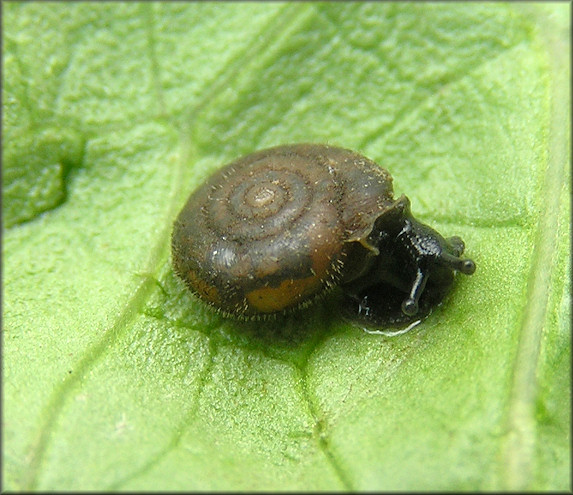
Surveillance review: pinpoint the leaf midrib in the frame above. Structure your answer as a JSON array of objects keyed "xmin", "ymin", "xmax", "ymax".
[{"xmin": 499, "ymin": 13, "xmax": 568, "ymax": 489}]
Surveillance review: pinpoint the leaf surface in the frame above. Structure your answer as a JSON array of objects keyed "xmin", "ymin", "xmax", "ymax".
[{"xmin": 3, "ymin": 2, "xmax": 570, "ymax": 490}]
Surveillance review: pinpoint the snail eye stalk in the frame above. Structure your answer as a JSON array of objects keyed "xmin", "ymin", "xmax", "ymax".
[
  {"xmin": 439, "ymin": 252, "xmax": 476, "ymax": 275},
  {"xmin": 401, "ymin": 268, "xmax": 429, "ymax": 316}
]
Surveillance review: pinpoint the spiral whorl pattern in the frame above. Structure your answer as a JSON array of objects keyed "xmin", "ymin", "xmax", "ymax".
[{"xmin": 206, "ymin": 156, "xmax": 315, "ymax": 242}]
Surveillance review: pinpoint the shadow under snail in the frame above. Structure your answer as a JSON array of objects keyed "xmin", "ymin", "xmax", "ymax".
[{"xmin": 172, "ymin": 143, "xmax": 475, "ymax": 327}]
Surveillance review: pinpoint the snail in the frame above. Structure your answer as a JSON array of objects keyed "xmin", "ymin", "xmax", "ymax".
[{"xmin": 172, "ymin": 143, "xmax": 475, "ymax": 326}]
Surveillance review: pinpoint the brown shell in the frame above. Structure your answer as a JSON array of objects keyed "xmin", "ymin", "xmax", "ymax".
[{"xmin": 171, "ymin": 143, "xmax": 396, "ymax": 317}]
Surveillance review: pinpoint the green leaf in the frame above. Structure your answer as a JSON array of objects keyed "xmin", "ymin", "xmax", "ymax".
[{"xmin": 3, "ymin": 2, "xmax": 570, "ymax": 491}]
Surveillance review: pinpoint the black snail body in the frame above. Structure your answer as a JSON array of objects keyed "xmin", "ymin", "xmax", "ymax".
[{"xmin": 172, "ymin": 143, "xmax": 475, "ymax": 326}]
